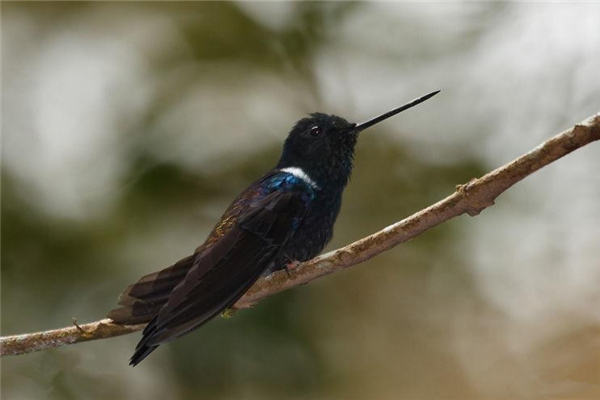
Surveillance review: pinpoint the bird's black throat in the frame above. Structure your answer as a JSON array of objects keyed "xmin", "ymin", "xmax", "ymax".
[{"xmin": 276, "ymin": 112, "xmax": 358, "ymax": 194}]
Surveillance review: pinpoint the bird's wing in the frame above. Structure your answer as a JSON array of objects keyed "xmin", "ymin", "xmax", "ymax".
[
  {"xmin": 107, "ymin": 254, "xmax": 196, "ymax": 325},
  {"xmin": 107, "ymin": 171, "xmax": 293, "ymax": 326},
  {"xmin": 133, "ymin": 173, "xmax": 314, "ymax": 354}
]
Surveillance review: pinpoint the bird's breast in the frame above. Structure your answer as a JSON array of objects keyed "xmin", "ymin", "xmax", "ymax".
[{"xmin": 273, "ymin": 191, "xmax": 343, "ymax": 269}]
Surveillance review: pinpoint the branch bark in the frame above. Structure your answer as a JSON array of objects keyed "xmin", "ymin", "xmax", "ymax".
[{"xmin": 2, "ymin": 113, "xmax": 599, "ymax": 357}]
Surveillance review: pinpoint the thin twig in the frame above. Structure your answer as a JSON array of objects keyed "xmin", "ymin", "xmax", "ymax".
[
  {"xmin": 1, "ymin": 319, "xmax": 144, "ymax": 357},
  {"xmin": 2, "ymin": 113, "xmax": 599, "ymax": 357}
]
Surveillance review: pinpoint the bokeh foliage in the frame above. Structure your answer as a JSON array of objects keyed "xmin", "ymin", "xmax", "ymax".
[{"xmin": 2, "ymin": 2, "xmax": 599, "ymax": 400}]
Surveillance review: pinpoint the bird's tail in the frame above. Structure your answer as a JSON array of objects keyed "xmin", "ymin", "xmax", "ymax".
[
  {"xmin": 129, "ymin": 317, "xmax": 160, "ymax": 366},
  {"xmin": 130, "ymin": 343, "xmax": 158, "ymax": 367},
  {"xmin": 107, "ymin": 254, "xmax": 196, "ymax": 325}
]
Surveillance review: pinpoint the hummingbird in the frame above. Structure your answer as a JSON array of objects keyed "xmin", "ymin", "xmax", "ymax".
[{"xmin": 107, "ymin": 90, "xmax": 440, "ymax": 366}]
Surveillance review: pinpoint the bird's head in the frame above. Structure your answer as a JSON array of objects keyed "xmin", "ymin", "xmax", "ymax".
[{"xmin": 276, "ymin": 90, "xmax": 440, "ymax": 191}]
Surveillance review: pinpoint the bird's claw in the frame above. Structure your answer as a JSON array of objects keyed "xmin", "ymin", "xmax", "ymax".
[{"xmin": 284, "ymin": 260, "xmax": 302, "ymax": 278}]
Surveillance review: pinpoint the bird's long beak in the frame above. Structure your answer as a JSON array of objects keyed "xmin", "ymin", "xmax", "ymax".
[{"xmin": 353, "ymin": 90, "xmax": 441, "ymax": 133}]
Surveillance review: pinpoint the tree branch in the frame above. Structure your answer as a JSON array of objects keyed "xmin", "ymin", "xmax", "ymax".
[{"xmin": 2, "ymin": 113, "xmax": 599, "ymax": 357}]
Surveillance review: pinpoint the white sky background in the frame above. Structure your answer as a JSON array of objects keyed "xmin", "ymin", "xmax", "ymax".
[{"xmin": 2, "ymin": 2, "xmax": 599, "ymax": 399}]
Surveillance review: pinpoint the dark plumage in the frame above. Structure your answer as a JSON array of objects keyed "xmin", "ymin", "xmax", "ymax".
[{"xmin": 107, "ymin": 90, "xmax": 440, "ymax": 366}]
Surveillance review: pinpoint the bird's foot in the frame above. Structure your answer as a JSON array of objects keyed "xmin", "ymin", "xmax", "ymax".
[
  {"xmin": 221, "ymin": 308, "xmax": 237, "ymax": 319},
  {"xmin": 284, "ymin": 260, "xmax": 302, "ymax": 278}
]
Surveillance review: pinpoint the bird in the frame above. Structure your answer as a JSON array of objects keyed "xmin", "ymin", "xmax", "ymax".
[{"xmin": 107, "ymin": 90, "xmax": 440, "ymax": 366}]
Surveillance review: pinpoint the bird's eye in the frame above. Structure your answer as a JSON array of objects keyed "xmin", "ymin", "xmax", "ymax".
[{"xmin": 309, "ymin": 126, "xmax": 323, "ymax": 137}]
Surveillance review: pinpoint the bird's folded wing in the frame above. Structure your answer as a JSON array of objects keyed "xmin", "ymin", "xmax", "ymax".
[{"xmin": 140, "ymin": 187, "xmax": 310, "ymax": 346}]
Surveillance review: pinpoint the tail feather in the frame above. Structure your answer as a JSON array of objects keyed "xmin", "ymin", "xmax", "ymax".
[
  {"xmin": 107, "ymin": 255, "xmax": 196, "ymax": 325},
  {"xmin": 129, "ymin": 343, "xmax": 158, "ymax": 366},
  {"xmin": 108, "ymin": 255, "xmax": 198, "ymax": 365},
  {"xmin": 129, "ymin": 317, "xmax": 160, "ymax": 366}
]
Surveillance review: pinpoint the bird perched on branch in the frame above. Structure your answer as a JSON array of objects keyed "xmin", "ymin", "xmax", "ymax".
[{"xmin": 107, "ymin": 90, "xmax": 440, "ymax": 366}]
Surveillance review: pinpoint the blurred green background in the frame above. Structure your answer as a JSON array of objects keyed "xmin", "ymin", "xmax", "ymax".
[{"xmin": 2, "ymin": 2, "xmax": 599, "ymax": 399}]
